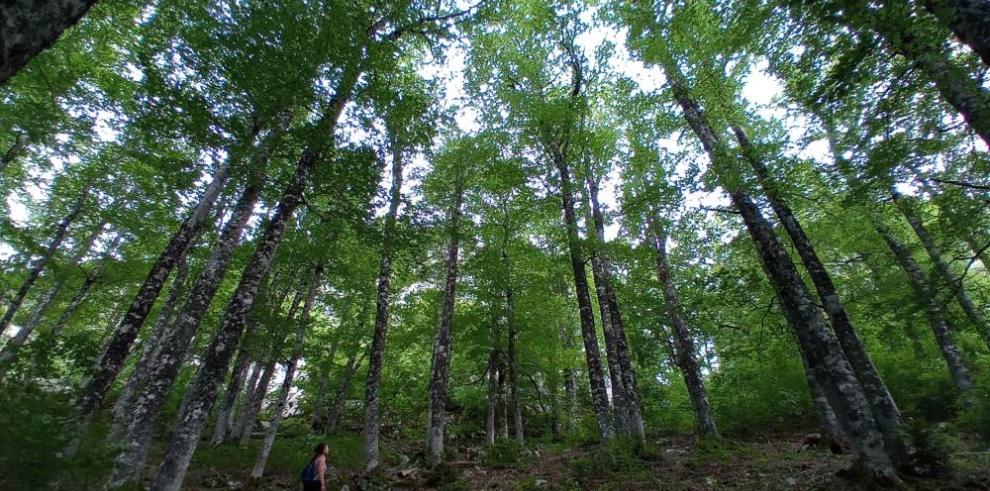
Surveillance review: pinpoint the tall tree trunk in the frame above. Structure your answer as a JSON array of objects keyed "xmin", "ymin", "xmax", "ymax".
[
  {"xmin": 923, "ymin": 0, "xmax": 990, "ymax": 66},
  {"xmin": 149, "ymin": 142, "xmax": 326, "ymax": 491},
  {"xmin": 363, "ymin": 138, "xmax": 405, "ymax": 471},
  {"xmin": 559, "ymin": 322, "xmax": 579, "ymax": 433},
  {"xmin": 868, "ymin": 2, "xmax": 990, "ymax": 146},
  {"xmin": 504, "ymin": 253, "xmax": 523, "ymax": 444},
  {"xmin": 0, "ymin": 0, "xmax": 100, "ymax": 84},
  {"xmin": 0, "ymin": 189, "xmax": 88, "ymax": 338},
  {"xmin": 212, "ymin": 356, "xmax": 254, "ymax": 445},
  {"xmin": 497, "ymin": 358, "xmax": 509, "ymax": 440},
  {"xmin": 583, "ymin": 165, "xmax": 645, "ymax": 442},
  {"xmin": 647, "ymin": 216, "xmax": 719, "ymax": 437},
  {"xmin": 251, "ymin": 263, "xmax": 322, "ymax": 478},
  {"xmin": 238, "ymin": 290, "xmax": 304, "ymax": 447},
  {"xmin": 485, "ymin": 347, "xmax": 498, "ymax": 445},
  {"xmin": 426, "ymin": 175, "xmax": 465, "ymax": 465},
  {"xmin": 580, "ymin": 184, "xmax": 629, "ymax": 436},
  {"xmin": 311, "ymin": 335, "xmax": 339, "ymax": 432},
  {"xmin": 227, "ymin": 356, "xmax": 263, "ymax": 442},
  {"xmin": 874, "ymin": 218, "xmax": 974, "ymax": 391},
  {"xmin": 667, "ymin": 73, "xmax": 898, "ymax": 484},
  {"xmin": 48, "ymin": 233, "xmax": 122, "ymax": 339},
  {"xmin": 109, "ymin": 252, "xmax": 191, "ymax": 431},
  {"xmin": 109, "ymin": 167, "xmax": 275, "ymax": 486},
  {"xmin": 733, "ymin": 126, "xmax": 905, "ymax": 462},
  {"xmin": 326, "ymin": 348, "xmax": 363, "ymax": 433},
  {"xmin": 0, "ymin": 220, "xmax": 103, "ymax": 374},
  {"xmin": 75, "ymin": 161, "xmax": 230, "ymax": 422},
  {"xmin": 802, "ymin": 354, "xmax": 845, "ymax": 447},
  {"xmin": 551, "ymin": 148, "xmax": 614, "ymax": 443},
  {"xmin": 894, "ymin": 192, "xmax": 990, "ymax": 348}
]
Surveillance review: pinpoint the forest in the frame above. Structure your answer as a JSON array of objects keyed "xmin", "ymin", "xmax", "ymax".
[{"xmin": 1, "ymin": 0, "xmax": 989, "ymax": 489}]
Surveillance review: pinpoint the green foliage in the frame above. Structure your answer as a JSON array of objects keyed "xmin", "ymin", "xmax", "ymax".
[{"xmin": 481, "ymin": 439, "xmax": 526, "ymax": 469}]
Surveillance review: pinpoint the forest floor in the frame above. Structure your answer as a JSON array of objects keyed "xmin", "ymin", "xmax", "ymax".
[{"xmin": 176, "ymin": 427, "xmax": 990, "ymax": 491}]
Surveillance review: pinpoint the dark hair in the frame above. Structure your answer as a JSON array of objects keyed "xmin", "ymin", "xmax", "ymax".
[{"xmin": 313, "ymin": 443, "xmax": 328, "ymax": 457}]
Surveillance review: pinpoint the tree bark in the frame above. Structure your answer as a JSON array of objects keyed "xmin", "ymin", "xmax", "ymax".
[
  {"xmin": 551, "ymin": 148, "xmax": 615, "ymax": 443},
  {"xmin": 583, "ymin": 165, "xmax": 645, "ymax": 442},
  {"xmin": 923, "ymin": 0, "xmax": 990, "ymax": 66},
  {"xmin": 0, "ymin": 0, "xmax": 100, "ymax": 84},
  {"xmin": 485, "ymin": 347, "xmax": 498, "ymax": 445},
  {"xmin": 363, "ymin": 137, "xmax": 405, "ymax": 471},
  {"xmin": 426, "ymin": 173, "xmax": 465, "ymax": 465},
  {"xmin": 667, "ymin": 73, "xmax": 898, "ymax": 484},
  {"xmin": 733, "ymin": 126, "xmax": 905, "ymax": 462},
  {"xmin": 76, "ymin": 161, "xmax": 230, "ymax": 421},
  {"xmin": 109, "ymin": 163, "xmax": 275, "ymax": 486},
  {"xmin": 647, "ymin": 216, "xmax": 719, "ymax": 437},
  {"xmin": 894, "ymin": 192, "xmax": 990, "ymax": 348},
  {"xmin": 109, "ymin": 251, "xmax": 190, "ymax": 431},
  {"xmin": 149, "ymin": 141, "xmax": 324, "ymax": 491},
  {"xmin": 251, "ymin": 263, "xmax": 322, "ymax": 478},
  {"xmin": 580, "ymin": 183, "xmax": 629, "ymax": 436},
  {"xmin": 802, "ymin": 354, "xmax": 845, "ymax": 447},
  {"xmin": 0, "ymin": 189, "xmax": 88, "ymax": 338}
]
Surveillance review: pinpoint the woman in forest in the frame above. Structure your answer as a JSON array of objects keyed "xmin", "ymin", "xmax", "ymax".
[{"xmin": 300, "ymin": 443, "xmax": 328, "ymax": 491}]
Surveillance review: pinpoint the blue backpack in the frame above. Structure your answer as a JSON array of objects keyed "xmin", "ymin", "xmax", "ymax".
[{"xmin": 300, "ymin": 458, "xmax": 318, "ymax": 482}]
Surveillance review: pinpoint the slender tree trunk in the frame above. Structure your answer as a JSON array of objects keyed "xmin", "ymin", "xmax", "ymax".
[
  {"xmin": 311, "ymin": 335, "xmax": 339, "ymax": 431},
  {"xmin": 426, "ymin": 175, "xmax": 465, "ymax": 465},
  {"xmin": 0, "ymin": 0, "xmax": 100, "ymax": 84},
  {"xmin": 552, "ymin": 149, "xmax": 615, "ymax": 442},
  {"xmin": 75, "ymin": 161, "xmax": 230, "ymax": 422},
  {"xmin": 149, "ymin": 141, "xmax": 326, "ymax": 491},
  {"xmin": 667, "ymin": 74, "xmax": 898, "ymax": 484},
  {"xmin": 923, "ymin": 0, "xmax": 990, "ymax": 66},
  {"xmin": 251, "ymin": 263, "xmax": 322, "ymax": 478},
  {"xmin": 497, "ymin": 359, "xmax": 509, "ymax": 440},
  {"xmin": 647, "ymin": 216, "xmax": 719, "ymax": 437},
  {"xmin": 0, "ymin": 189, "xmax": 87, "ymax": 338},
  {"xmin": 818, "ymin": 120, "xmax": 975, "ymax": 393},
  {"xmin": 109, "ymin": 169, "xmax": 275, "ymax": 486},
  {"xmin": 868, "ymin": 2, "xmax": 990, "ymax": 146},
  {"xmin": 733, "ymin": 126, "xmax": 905, "ymax": 462},
  {"xmin": 559, "ymin": 322, "xmax": 579, "ymax": 433},
  {"xmin": 212, "ymin": 355, "xmax": 254, "ymax": 445},
  {"xmin": 363, "ymin": 138, "xmax": 405, "ymax": 471},
  {"xmin": 48, "ymin": 234, "xmax": 122, "ymax": 339},
  {"xmin": 583, "ymin": 166, "xmax": 645, "ymax": 442},
  {"xmin": 894, "ymin": 192, "xmax": 990, "ymax": 348},
  {"xmin": 238, "ymin": 292, "xmax": 304, "ymax": 447},
  {"xmin": 504, "ymin": 256, "xmax": 523, "ymax": 444},
  {"xmin": 485, "ymin": 347, "xmax": 498, "ymax": 445},
  {"xmin": 0, "ymin": 221, "xmax": 103, "ymax": 374},
  {"xmin": 327, "ymin": 348, "xmax": 363, "ymax": 433},
  {"xmin": 874, "ymin": 219, "xmax": 974, "ymax": 391},
  {"xmin": 227, "ymin": 357, "xmax": 263, "ymax": 442}
]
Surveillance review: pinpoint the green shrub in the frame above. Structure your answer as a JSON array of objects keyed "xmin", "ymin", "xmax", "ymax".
[{"xmin": 481, "ymin": 439, "xmax": 526, "ymax": 469}]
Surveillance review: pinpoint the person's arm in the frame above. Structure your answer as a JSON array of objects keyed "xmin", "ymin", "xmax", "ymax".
[{"xmin": 317, "ymin": 455, "xmax": 326, "ymax": 490}]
